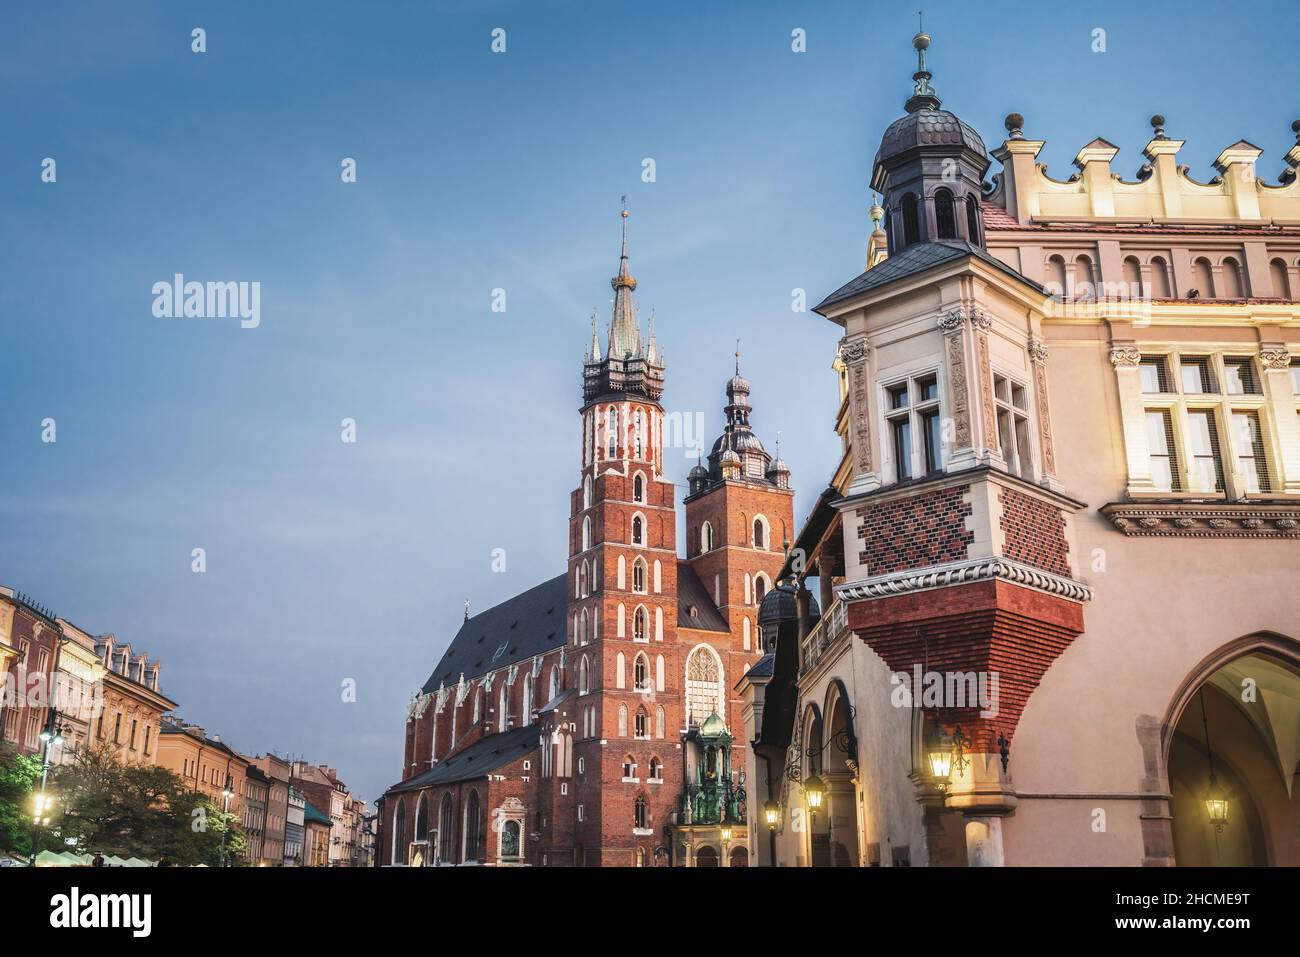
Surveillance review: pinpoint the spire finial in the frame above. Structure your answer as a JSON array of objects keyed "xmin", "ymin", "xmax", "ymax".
[
  {"xmin": 735, "ymin": 338, "xmax": 741, "ymax": 375},
  {"xmin": 904, "ymin": 14, "xmax": 941, "ymax": 113}
]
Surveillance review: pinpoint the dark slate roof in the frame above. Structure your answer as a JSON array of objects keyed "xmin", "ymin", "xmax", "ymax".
[
  {"xmin": 813, "ymin": 241, "xmax": 1043, "ymax": 314},
  {"xmin": 676, "ymin": 561, "xmax": 729, "ymax": 633},
  {"xmin": 386, "ymin": 723, "xmax": 541, "ymax": 795},
  {"xmin": 422, "ymin": 575, "xmax": 568, "ymax": 692},
  {"xmin": 757, "ymin": 581, "xmax": 820, "ymax": 625},
  {"xmin": 874, "ymin": 109, "xmax": 987, "ymax": 169},
  {"xmin": 744, "ymin": 652, "xmax": 775, "ymax": 681}
]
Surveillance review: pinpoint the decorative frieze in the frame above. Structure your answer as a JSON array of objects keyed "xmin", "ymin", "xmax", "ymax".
[
  {"xmin": 1108, "ymin": 346, "xmax": 1141, "ymax": 368},
  {"xmin": 836, "ymin": 555, "xmax": 1093, "ymax": 604},
  {"xmin": 1259, "ymin": 347, "xmax": 1292, "ymax": 371},
  {"xmin": 1101, "ymin": 502, "xmax": 1300, "ymax": 537}
]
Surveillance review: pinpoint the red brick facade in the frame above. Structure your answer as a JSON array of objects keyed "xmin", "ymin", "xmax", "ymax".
[
  {"xmin": 855, "ymin": 484, "xmax": 973, "ymax": 575},
  {"xmin": 997, "ymin": 486, "xmax": 1071, "ymax": 577}
]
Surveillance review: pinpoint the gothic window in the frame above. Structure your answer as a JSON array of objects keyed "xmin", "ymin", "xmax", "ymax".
[
  {"xmin": 498, "ymin": 683, "xmax": 509, "ymax": 733},
  {"xmin": 580, "ymin": 608, "xmax": 589, "ymax": 645},
  {"xmin": 622, "ymin": 755, "xmax": 636, "ymax": 778},
  {"xmin": 579, "ymin": 655, "xmax": 590, "ymax": 695},
  {"xmin": 473, "ymin": 688, "xmax": 481, "ymax": 723},
  {"xmin": 522, "ymin": 673, "xmax": 533, "ymax": 722},
  {"xmin": 754, "ymin": 574, "xmax": 768, "ymax": 604},
  {"xmin": 633, "ymin": 606, "xmax": 647, "ymax": 643},
  {"xmin": 653, "ymin": 559, "xmax": 661, "ymax": 593},
  {"xmin": 649, "ymin": 757, "xmax": 663, "ymax": 781},
  {"xmin": 579, "ymin": 561, "xmax": 588, "ymax": 597},
  {"xmin": 633, "ymin": 472, "xmax": 644, "ymax": 502},
  {"xmin": 685, "ymin": 646, "xmax": 723, "ymax": 728},
  {"xmin": 635, "ymin": 410, "xmax": 644, "ymax": 458},
  {"xmin": 414, "ymin": 794, "xmax": 429, "ymax": 843},
  {"xmin": 635, "ymin": 707, "xmax": 648, "ymax": 739},
  {"xmin": 616, "ymin": 651, "xmax": 626, "ymax": 689},
  {"xmin": 392, "ymin": 799, "xmax": 407, "ymax": 865},
  {"xmin": 934, "ymin": 187, "xmax": 956, "ymax": 239},
  {"xmin": 901, "ymin": 192, "xmax": 919, "ymax": 247},
  {"xmin": 753, "ymin": 516, "xmax": 767, "ymax": 550},
  {"xmin": 607, "ymin": 407, "xmax": 618, "ymax": 456},
  {"xmin": 701, "ymin": 521, "xmax": 713, "ymax": 553},
  {"xmin": 548, "ymin": 666, "xmax": 560, "ymax": 703},
  {"xmin": 965, "ymin": 194, "xmax": 981, "ymax": 244},
  {"xmin": 464, "ymin": 790, "xmax": 481, "ymax": 862},
  {"xmin": 631, "ymin": 514, "xmax": 644, "ymax": 545},
  {"xmin": 656, "ymin": 706, "xmax": 665, "ymax": 738},
  {"xmin": 634, "ymin": 653, "xmax": 649, "ymax": 690},
  {"xmin": 634, "ymin": 794, "xmax": 649, "ymax": 830},
  {"xmin": 582, "ymin": 516, "xmax": 591, "ymax": 551},
  {"xmin": 633, "ymin": 558, "xmax": 648, "ymax": 594},
  {"xmin": 655, "ymin": 654, "xmax": 665, "ymax": 691},
  {"xmin": 618, "ymin": 704, "xmax": 629, "ymax": 737},
  {"xmin": 439, "ymin": 795, "xmax": 454, "ymax": 863},
  {"xmin": 583, "ymin": 475, "xmax": 592, "ymax": 509}
]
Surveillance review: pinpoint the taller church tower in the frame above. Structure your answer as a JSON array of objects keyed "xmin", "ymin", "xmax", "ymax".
[{"xmin": 562, "ymin": 206, "xmax": 682, "ymax": 866}]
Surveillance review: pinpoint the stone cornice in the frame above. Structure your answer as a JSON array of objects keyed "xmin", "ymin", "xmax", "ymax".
[
  {"xmin": 1100, "ymin": 501, "xmax": 1300, "ymax": 537},
  {"xmin": 835, "ymin": 556, "xmax": 1092, "ymax": 605}
]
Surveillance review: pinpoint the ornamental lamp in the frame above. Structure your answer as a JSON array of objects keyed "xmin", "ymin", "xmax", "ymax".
[
  {"xmin": 802, "ymin": 772, "xmax": 826, "ymax": 809},
  {"xmin": 763, "ymin": 799, "xmax": 780, "ymax": 829},
  {"xmin": 926, "ymin": 725, "xmax": 953, "ymax": 785},
  {"xmin": 1205, "ymin": 778, "xmax": 1228, "ymax": 833},
  {"xmin": 721, "ymin": 826, "xmax": 733, "ymax": 843}
]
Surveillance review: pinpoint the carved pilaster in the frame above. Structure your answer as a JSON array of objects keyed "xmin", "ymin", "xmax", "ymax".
[
  {"xmin": 1027, "ymin": 337, "xmax": 1061, "ymax": 490},
  {"xmin": 840, "ymin": 335, "xmax": 879, "ymax": 494}
]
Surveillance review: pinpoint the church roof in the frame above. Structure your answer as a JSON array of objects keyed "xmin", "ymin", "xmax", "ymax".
[
  {"xmin": 386, "ymin": 723, "xmax": 541, "ymax": 794},
  {"xmin": 813, "ymin": 240, "xmax": 1043, "ymax": 314},
  {"xmin": 676, "ymin": 562, "xmax": 730, "ymax": 633},
  {"xmin": 421, "ymin": 574, "xmax": 568, "ymax": 693}
]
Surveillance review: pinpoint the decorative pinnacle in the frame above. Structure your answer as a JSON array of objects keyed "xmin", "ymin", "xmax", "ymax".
[
  {"xmin": 1004, "ymin": 112, "xmax": 1024, "ymax": 139},
  {"xmin": 1150, "ymin": 114, "xmax": 1167, "ymax": 140},
  {"xmin": 1292, "ymin": 119, "xmax": 1300, "ymax": 143},
  {"xmin": 735, "ymin": 338, "xmax": 742, "ymax": 375},
  {"xmin": 904, "ymin": 14, "xmax": 941, "ymax": 113}
]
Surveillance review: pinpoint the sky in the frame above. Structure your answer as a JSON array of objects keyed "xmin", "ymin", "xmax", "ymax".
[{"xmin": 2, "ymin": 0, "xmax": 1297, "ymax": 804}]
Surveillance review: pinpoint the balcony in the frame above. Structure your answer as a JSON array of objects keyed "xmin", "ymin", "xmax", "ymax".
[{"xmin": 799, "ymin": 598, "xmax": 848, "ymax": 677}]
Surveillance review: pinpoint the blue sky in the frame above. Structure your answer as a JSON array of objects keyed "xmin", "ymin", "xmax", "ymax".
[{"xmin": 2, "ymin": 0, "xmax": 1296, "ymax": 803}]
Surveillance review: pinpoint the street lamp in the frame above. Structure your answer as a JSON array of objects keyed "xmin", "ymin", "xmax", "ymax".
[
  {"xmin": 762, "ymin": 798, "xmax": 779, "ymax": 868},
  {"xmin": 926, "ymin": 725, "xmax": 953, "ymax": 788},
  {"xmin": 802, "ymin": 772, "xmax": 825, "ymax": 810},
  {"xmin": 720, "ymin": 826, "xmax": 732, "ymax": 843},
  {"xmin": 29, "ymin": 710, "xmax": 65, "ymax": 861},
  {"xmin": 219, "ymin": 774, "xmax": 235, "ymax": 867}
]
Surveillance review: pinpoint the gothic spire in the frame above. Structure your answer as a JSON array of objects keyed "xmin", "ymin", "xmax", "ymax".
[
  {"xmin": 904, "ymin": 13, "xmax": 941, "ymax": 113},
  {"xmin": 608, "ymin": 199, "xmax": 642, "ymax": 360},
  {"xmin": 587, "ymin": 308, "xmax": 602, "ymax": 362}
]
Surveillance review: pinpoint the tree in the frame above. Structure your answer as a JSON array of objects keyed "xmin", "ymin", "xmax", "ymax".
[
  {"xmin": 49, "ymin": 744, "xmax": 246, "ymax": 865},
  {"xmin": 0, "ymin": 742, "xmax": 43, "ymax": 857}
]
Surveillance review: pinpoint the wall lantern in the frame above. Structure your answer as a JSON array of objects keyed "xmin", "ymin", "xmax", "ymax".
[
  {"xmin": 802, "ymin": 772, "xmax": 826, "ymax": 809},
  {"xmin": 720, "ymin": 826, "xmax": 733, "ymax": 843},
  {"xmin": 926, "ymin": 725, "xmax": 953, "ymax": 786},
  {"xmin": 1197, "ymin": 689, "xmax": 1228, "ymax": 833},
  {"xmin": 763, "ymin": 799, "xmax": 780, "ymax": 829}
]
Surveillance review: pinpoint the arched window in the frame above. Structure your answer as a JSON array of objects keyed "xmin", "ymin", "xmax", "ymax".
[
  {"xmin": 580, "ymin": 607, "xmax": 589, "ymax": 645},
  {"xmin": 754, "ymin": 574, "xmax": 768, "ymax": 604},
  {"xmin": 548, "ymin": 666, "xmax": 560, "ymax": 703},
  {"xmin": 1123, "ymin": 256, "xmax": 1142, "ymax": 290},
  {"xmin": 1073, "ymin": 255, "xmax": 1095, "ymax": 299},
  {"xmin": 522, "ymin": 673, "xmax": 533, "ymax": 722},
  {"xmin": 634, "ymin": 410, "xmax": 644, "ymax": 458},
  {"xmin": 1221, "ymin": 257, "xmax": 1244, "ymax": 298},
  {"xmin": 901, "ymin": 192, "xmax": 920, "ymax": 247},
  {"xmin": 649, "ymin": 757, "xmax": 663, "ymax": 780},
  {"xmin": 965, "ymin": 194, "xmax": 981, "ymax": 244},
  {"xmin": 579, "ymin": 560, "xmax": 588, "ymax": 597},
  {"xmin": 634, "ymin": 794, "xmax": 649, "ymax": 830},
  {"xmin": 618, "ymin": 704, "xmax": 628, "ymax": 737},
  {"xmin": 635, "ymin": 707, "xmax": 648, "ymax": 738},
  {"xmin": 653, "ymin": 559, "xmax": 662, "ymax": 593},
  {"xmin": 616, "ymin": 651, "xmax": 626, "ymax": 689},
  {"xmin": 1193, "ymin": 257, "xmax": 1215, "ymax": 298},
  {"xmin": 1151, "ymin": 256, "xmax": 1172, "ymax": 297},
  {"xmin": 1270, "ymin": 258, "xmax": 1292, "ymax": 299},
  {"xmin": 583, "ymin": 475, "xmax": 592, "ymax": 509},
  {"xmin": 631, "ymin": 514, "xmax": 644, "ymax": 545},
  {"xmin": 633, "ymin": 472, "xmax": 644, "ymax": 502},
  {"xmin": 498, "ymin": 683, "xmax": 509, "ymax": 733},
  {"xmin": 701, "ymin": 522, "xmax": 713, "ymax": 553},
  {"xmin": 438, "ymin": 794, "xmax": 454, "ymax": 863},
  {"xmin": 579, "ymin": 655, "xmax": 590, "ymax": 695},
  {"xmin": 934, "ymin": 187, "xmax": 956, "ymax": 239},
  {"xmin": 622, "ymin": 754, "xmax": 636, "ymax": 778},
  {"xmin": 655, "ymin": 654, "xmax": 665, "ymax": 691},
  {"xmin": 392, "ymin": 799, "xmax": 407, "ymax": 865},
  {"xmin": 656, "ymin": 705, "xmax": 665, "ymax": 738},
  {"xmin": 581, "ymin": 516, "xmax": 591, "ymax": 551},
  {"xmin": 634, "ymin": 653, "xmax": 649, "ymax": 690},
  {"xmin": 1046, "ymin": 255, "xmax": 1068, "ymax": 299},
  {"xmin": 414, "ymin": 794, "xmax": 429, "ymax": 843},
  {"xmin": 632, "ymin": 558, "xmax": 647, "ymax": 594},
  {"xmin": 472, "ymin": 688, "xmax": 481, "ymax": 723},
  {"xmin": 607, "ymin": 407, "xmax": 617, "ymax": 456},
  {"xmin": 685, "ymin": 646, "xmax": 723, "ymax": 728},
  {"xmin": 753, "ymin": 516, "xmax": 767, "ymax": 550},
  {"xmin": 464, "ymin": 791, "xmax": 481, "ymax": 862},
  {"xmin": 633, "ymin": 606, "xmax": 647, "ymax": 642}
]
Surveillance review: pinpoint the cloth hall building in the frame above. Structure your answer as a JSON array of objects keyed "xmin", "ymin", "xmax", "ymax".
[
  {"xmin": 738, "ymin": 30, "xmax": 1300, "ymax": 867},
  {"xmin": 377, "ymin": 211, "xmax": 792, "ymax": 866}
]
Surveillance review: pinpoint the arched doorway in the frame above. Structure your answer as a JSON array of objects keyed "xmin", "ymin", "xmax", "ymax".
[
  {"xmin": 1164, "ymin": 639, "xmax": 1300, "ymax": 866},
  {"xmin": 695, "ymin": 845, "xmax": 719, "ymax": 867},
  {"xmin": 730, "ymin": 846, "xmax": 749, "ymax": 867},
  {"xmin": 823, "ymin": 683, "xmax": 861, "ymax": 867},
  {"xmin": 802, "ymin": 706, "xmax": 831, "ymax": 867}
]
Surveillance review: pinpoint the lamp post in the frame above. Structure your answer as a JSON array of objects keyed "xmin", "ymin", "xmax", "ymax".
[
  {"xmin": 219, "ymin": 774, "xmax": 234, "ymax": 867},
  {"xmin": 29, "ymin": 710, "xmax": 65, "ymax": 862}
]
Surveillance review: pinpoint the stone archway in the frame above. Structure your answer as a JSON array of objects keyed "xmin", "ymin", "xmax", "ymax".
[
  {"xmin": 730, "ymin": 846, "xmax": 749, "ymax": 867},
  {"xmin": 1156, "ymin": 634, "xmax": 1300, "ymax": 866},
  {"xmin": 695, "ymin": 845, "xmax": 719, "ymax": 867},
  {"xmin": 823, "ymin": 681, "xmax": 861, "ymax": 867}
]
